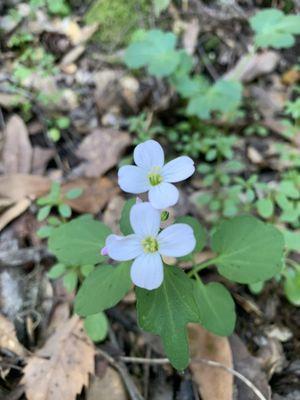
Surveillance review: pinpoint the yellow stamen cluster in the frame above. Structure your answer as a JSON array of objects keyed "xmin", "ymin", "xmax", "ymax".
[
  {"xmin": 142, "ymin": 236, "xmax": 159, "ymax": 253},
  {"xmin": 148, "ymin": 167, "xmax": 163, "ymax": 186}
]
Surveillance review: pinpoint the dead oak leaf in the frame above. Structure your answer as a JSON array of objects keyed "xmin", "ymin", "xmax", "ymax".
[
  {"xmin": 0, "ymin": 314, "xmax": 26, "ymax": 357},
  {"xmin": 188, "ymin": 324, "xmax": 233, "ymax": 400},
  {"xmin": 22, "ymin": 315, "xmax": 95, "ymax": 400},
  {"xmin": 75, "ymin": 128, "xmax": 131, "ymax": 178},
  {"xmin": 2, "ymin": 115, "xmax": 33, "ymax": 174}
]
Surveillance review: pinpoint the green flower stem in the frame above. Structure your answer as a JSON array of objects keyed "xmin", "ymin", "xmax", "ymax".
[{"xmin": 187, "ymin": 257, "xmax": 220, "ymax": 278}]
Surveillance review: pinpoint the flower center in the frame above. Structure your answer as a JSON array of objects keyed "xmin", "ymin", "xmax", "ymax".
[
  {"xmin": 148, "ymin": 167, "xmax": 163, "ymax": 186},
  {"xmin": 142, "ymin": 236, "xmax": 159, "ymax": 253}
]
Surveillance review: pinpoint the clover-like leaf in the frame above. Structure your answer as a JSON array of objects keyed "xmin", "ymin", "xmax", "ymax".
[
  {"xmin": 124, "ymin": 29, "xmax": 180, "ymax": 77},
  {"xmin": 193, "ymin": 280, "xmax": 236, "ymax": 336},
  {"xmin": 250, "ymin": 9, "xmax": 300, "ymax": 49},
  {"xmin": 136, "ymin": 266, "xmax": 200, "ymax": 370},
  {"xmin": 49, "ymin": 215, "xmax": 111, "ymax": 265},
  {"xmin": 212, "ymin": 215, "xmax": 284, "ymax": 283},
  {"xmin": 187, "ymin": 79, "xmax": 242, "ymax": 119},
  {"xmin": 256, "ymin": 198, "xmax": 274, "ymax": 219},
  {"xmin": 84, "ymin": 312, "xmax": 108, "ymax": 342},
  {"xmin": 75, "ymin": 263, "xmax": 132, "ymax": 316}
]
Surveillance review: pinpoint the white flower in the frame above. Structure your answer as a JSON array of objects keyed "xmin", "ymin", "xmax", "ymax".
[
  {"xmin": 118, "ymin": 140, "xmax": 195, "ymax": 209},
  {"xmin": 105, "ymin": 202, "xmax": 196, "ymax": 290}
]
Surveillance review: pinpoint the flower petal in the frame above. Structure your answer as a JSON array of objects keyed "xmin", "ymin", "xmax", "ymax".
[
  {"xmin": 134, "ymin": 140, "xmax": 164, "ymax": 169},
  {"xmin": 130, "ymin": 202, "xmax": 161, "ymax": 237},
  {"xmin": 106, "ymin": 234, "xmax": 142, "ymax": 261},
  {"xmin": 118, "ymin": 165, "xmax": 150, "ymax": 194},
  {"xmin": 158, "ymin": 223, "xmax": 196, "ymax": 257},
  {"xmin": 149, "ymin": 182, "xmax": 179, "ymax": 209},
  {"xmin": 130, "ymin": 252, "xmax": 163, "ymax": 290},
  {"xmin": 162, "ymin": 156, "xmax": 195, "ymax": 183}
]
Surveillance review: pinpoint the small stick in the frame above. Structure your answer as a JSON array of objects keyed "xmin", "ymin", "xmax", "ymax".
[{"xmin": 120, "ymin": 356, "xmax": 268, "ymax": 400}]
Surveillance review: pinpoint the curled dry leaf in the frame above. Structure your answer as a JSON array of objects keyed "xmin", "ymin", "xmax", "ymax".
[
  {"xmin": 62, "ymin": 177, "xmax": 119, "ymax": 214},
  {"xmin": 87, "ymin": 367, "xmax": 127, "ymax": 400},
  {"xmin": 0, "ymin": 314, "xmax": 26, "ymax": 357},
  {"xmin": 2, "ymin": 115, "xmax": 32, "ymax": 174},
  {"xmin": 188, "ymin": 324, "xmax": 233, "ymax": 400},
  {"xmin": 22, "ymin": 315, "xmax": 95, "ymax": 400},
  {"xmin": 0, "ymin": 174, "xmax": 51, "ymax": 203},
  {"xmin": 0, "ymin": 198, "xmax": 31, "ymax": 231},
  {"xmin": 75, "ymin": 128, "xmax": 130, "ymax": 178}
]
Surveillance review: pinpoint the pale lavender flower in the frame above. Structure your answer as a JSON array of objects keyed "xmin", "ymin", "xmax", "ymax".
[
  {"xmin": 118, "ymin": 140, "xmax": 195, "ymax": 209},
  {"xmin": 105, "ymin": 202, "xmax": 196, "ymax": 290}
]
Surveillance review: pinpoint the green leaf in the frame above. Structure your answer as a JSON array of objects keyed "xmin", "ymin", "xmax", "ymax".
[
  {"xmin": 36, "ymin": 225, "xmax": 54, "ymax": 238},
  {"xmin": 193, "ymin": 281, "xmax": 236, "ymax": 336},
  {"xmin": 284, "ymin": 268, "xmax": 300, "ymax": 306},
  {"xmin": 47, "ymin": 263, "xmax": 66, "ymax": 279},
  {"xmin": 65, "ymin": 188, "xmax": 83, "ymax": 200},
  {"xmin": 279, "ymin": 180, "xmax": 299, "ymax": 199},
  {"xmin": 136, "ymin": 266, "xmax": 200, "ymax": 370},
  {"xmin": 256, "ymin": 198, "xmax": 274, "ymax": 218},
  {"xmin": 250, "ymin": 9, "xmax": 300, "ymax": 49},
  {"xmin": 47, "ymin": 128, "xmax": 60, "ymax": 142},
  {"xmin": 63, "ymin": 271, "xmax": 78, "ymax": 293},
  {"xmin": 175, "ymin": 216, "xmax": 206, "ymax": 258},
  {"xmin": 120, "ymin": 198, "xmax": 135, "ymax": 235},
  {"xmin": 212, "ymin": 215, "xmax": 284, "ymax": 283},
  {"xmin": 153, "ymin": 0, "xmax": 170, "ymax": 16},
  {"xmin": 187, "ymin": 80, "xmax": 242, "ymax": 119},
  {"xmin": 49, "ymin": 215, "xmax": 111, "ymax": 265},
  {"xmin": 37, "ymin": 205, "xmax": 51, "ymax": 221},
  {"xmin": 75, "ymin": 263, "xmax": 132, "ymax": 316},
  {"xmin": 283, "ymin": 229, "xmax": 300, "ymax": 251},
  {"xmin": 58, "ymin": 203, "xmax": 72, "ymax": 218},
  {"xmin": 124, "ymin": 29, "xmax": 180, "ymax": 77},
  {"xmin": 80, "ymin": 264, "xmax": 95, "ymax": 277},
  {"xmin": 84, "ymin": 312, "xmax": 108, "ymax": 342},
  {"xmin": 248, "ymin": 281, "xmax": 265, "ymax": 295}
]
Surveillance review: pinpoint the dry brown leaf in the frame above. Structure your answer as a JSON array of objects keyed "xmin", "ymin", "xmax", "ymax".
[
  {"xmin": 0, "ymin": 314, "xmax": 26, "ymax": 357},
  {"xmin": 183, "ymin": 18, "xmax": 200, "ymax": 55},
  {"xmin": 75, "ymin": 128, "xmax": 130, "ymax": 178},
  {"xmin": 225, "ymin": 51, "xmax": 279, "ymax": 83},
  {"xmin": 22, "ymin": 315, "xmax": 95, "ymax": 400},
  {"xmin": 0, "ymin": 198, "xmax": 31, "ymax": 231},
  {"xmin": 0, "ymin": 174, "xmax": 51, "ymax": 202},
  {"xmin": 188, "ymin": 324, "xmax": 233, "ymax": 400},
  {"xmin": 61, "ymin": 177, "xmax": 119, "ymax": 214},
  {"xmin": 2, "ymin": 115, "xmax": 33, "ymax": 174},
  {"xmin": 31, "ymin": 146, "xmax": 55, "ymax": 175},
  {"xmin": 87, "ymin": 367, "xmax": 127, "ymax": 400}
]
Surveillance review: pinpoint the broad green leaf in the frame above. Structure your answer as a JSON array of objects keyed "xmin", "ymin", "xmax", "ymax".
[
  {"xmin": 250, "ymin": 9, "xmax": 300, "ymax": 49},
  {"xmin": 75, "ymin": 263, "xmax": 131, "ymax": 316},
  {"xmin": 256, "ymin": 198, "xmax": 274, "ymax": 218},
  {"xmin": 284, "ymin": 268, "xmax": 300, "ymax": 306},
  {"xmin": 212, "ymin": 215, "xmax": 284, "ymax": 283},
  {"xmin": 193, "ymin": 281, "xmax": 236, "ymax": 336},
  {"xmin": 47, "ymin": 263, "xmax": 66, "ymax": 279},
  {"xmin": 124, "ymin": 29, "xmax": 180, "ymax": 77},
  {"xmin": 37, "ymin": 205, "xmax": 51, "ymax": 221},
  {"xmin": 283, "ymin": 229, "xmax": 300, "ymax": 251},
  {"xmin": 187, "ymin": 80, "xmax": 242, "ymax": 119},
  {"xmin": 120, "ymin": 198, "xmax": 135, "ymax": 235},
  {"xmin": 63, "ymin": 271, "xmax": 78, "ymax": 293},
  {"xmin": 49, "ymin": 216, "xmax": 111, "ymax": 265},
  {"xmin": 136, "ymin": 266, "xmax": 200, "ymax": 370},
  {"xmin": 176, "ymin": 216, "xmax": 206, "ymax": 258},
  {"xmin": 248, "ymin": 281, "xmax": 265, "ymax": 295},
  {"xmin": 279, "ymin": 181, "xmax": 299, "ymax": 199},
  {"xmin": 36, "ymin": 225, "xmax": 54, "ymax": 238},
  {"xmin": 84, "ymin": 312, "xmax": 108, "ymax": 342},
  {"xmin": 153, "ymin": 0, "xmax": 170, "ymax": 16},
  {"xmin": 65, "ymin": 188, "xmax": 83, "ymax": 200},
  {"xmin": 58, "ymin": 203, "xmax": 72, "ymax": 218},
  {"xmin": 80, "ymin": 264, "xmax": 95, "ymax": 277}
]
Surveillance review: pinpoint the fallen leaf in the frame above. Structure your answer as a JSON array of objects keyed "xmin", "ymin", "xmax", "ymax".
[
  {"xmin": 87, "ymin": 367, "xmax": 127, "ymax": 400},
  {"xmin": 62, "ymin": 177, "xmax": 119, "ymax": 214},
  {"xmin": 22, "ymin": 315, "xmax": 95, "ymax": 400},
  {"xmin": 183, "ymin": 18, "xmax": 200, "ymax": 55},
  {"xmin": 75, "ymin": 128, "xmax": 130, "ymax": 178},
  {"xmin": 0, "ymin": 314, "xmax": 26, "ymax": 357},
  {"xmin": 31, "ymin": 146, "xmax": 55, "ymax": 175},
  {"xmin": 281, "ymin": 68, "xmax": 300, "ymax": 85},
  {"xmin": 102, "ymin": 195, "xmax": 125, "ymax": 233},
  {"xmin": 225, "ymin": 51, "xmax": 279, "ymax": 83},
  {"xmin": 2, "ymin": 115, "xmax": 33, "ymax": 174},
  {"xmin": 0, "ymin": 198, "xmax": 31, "ymax": 231},
  {"xmin": 0, "ymin": 174, "xmax": 51, "ymax": 202},
  {"xmin": 188, "ymin": 324, "xmax": 233, "ymax": 400}
]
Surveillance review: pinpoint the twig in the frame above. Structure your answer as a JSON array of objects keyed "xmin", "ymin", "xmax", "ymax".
[
  {"xmin": 96, "ymin": 348, "xmax": 144, "ymax": 400},
  {"xmin": 120, "ymin": 356, "xmax": 268, "ymax": 400}
]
